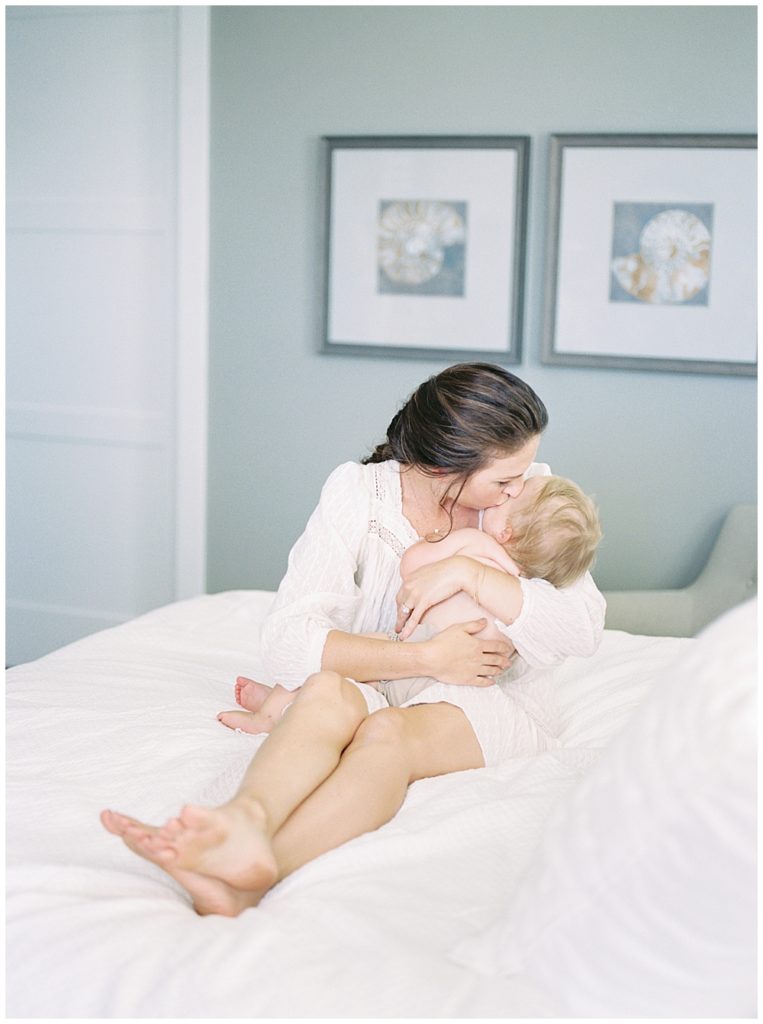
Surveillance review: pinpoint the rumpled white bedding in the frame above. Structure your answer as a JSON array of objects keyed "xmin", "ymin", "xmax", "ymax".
[{"xmin": 6, "ymin": 590, "xmax": 691, "ymax": 1018}]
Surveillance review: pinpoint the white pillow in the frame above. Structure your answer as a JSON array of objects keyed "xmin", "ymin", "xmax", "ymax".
[{"xmin": 452, "ymin": 599, "xmax": 757, "ymax": 1017}]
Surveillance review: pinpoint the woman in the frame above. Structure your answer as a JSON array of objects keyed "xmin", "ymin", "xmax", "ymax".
[{"xmin": 101, "ymin": 363, "xmax": 605, "ymax": 916}]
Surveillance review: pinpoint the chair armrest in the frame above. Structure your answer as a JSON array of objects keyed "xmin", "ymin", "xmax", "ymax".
[{"xmin": 603, "ymin": 504, "xmax": 757, "ymax": 637}]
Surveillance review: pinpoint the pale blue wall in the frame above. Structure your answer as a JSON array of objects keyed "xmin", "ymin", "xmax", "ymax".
[{"xmin": 207, "ymin": 5, "xmax": 757, "ymax": 594}]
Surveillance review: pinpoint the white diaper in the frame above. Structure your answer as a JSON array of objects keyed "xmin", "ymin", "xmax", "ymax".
[{"xmin": 348, "ymin": 680, "xmax": 390, "ymax": 715}]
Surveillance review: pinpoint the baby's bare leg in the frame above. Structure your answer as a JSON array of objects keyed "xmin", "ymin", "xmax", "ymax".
[{"xmin": 220, "ymin": 680, "xmax": 296, "ymax": 734}]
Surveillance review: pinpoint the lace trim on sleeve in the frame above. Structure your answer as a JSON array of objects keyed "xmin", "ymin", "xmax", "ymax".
[
  {"xmin": 368, "ymin": 463, "xmax": 410, "ymax": 557},
  {"xmin": 368, "ymin": 519, "xmax": 406, "ymax": 558}
]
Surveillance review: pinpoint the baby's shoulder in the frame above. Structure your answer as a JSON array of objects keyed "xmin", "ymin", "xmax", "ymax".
[
  {"xmin": 449, "ymin": 528, "xmax": 517, "ymax": 573},
  {"xmin": 450, "ymin": 526, "xmax": 497, "ymax": 550}
]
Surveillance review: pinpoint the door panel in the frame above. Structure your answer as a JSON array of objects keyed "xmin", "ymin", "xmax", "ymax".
[{"xmin": 6, "ymin": 6, "xmax": 186, "ymax": 666}]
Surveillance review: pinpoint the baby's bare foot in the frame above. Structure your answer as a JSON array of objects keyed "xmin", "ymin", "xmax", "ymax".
[
  {"xmin": 235, "ymin": 676, "xmax": 272, "ymax": 711},
  {"xmin": 225, "ymin": 681, "xmax": 296, "ymax": 734},
  {"xmin": 100, "ymin": 809, "xmax": 268, "ymax": 916},
  {"xmin": 217, "ymin": 709, "xmax": 269, "ymax": 735}
]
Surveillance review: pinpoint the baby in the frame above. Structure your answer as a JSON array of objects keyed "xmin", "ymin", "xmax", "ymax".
[
  {"xmin": 222, "ymin": 474, "xmax": 601, "ymax": 730},
  {"xmin": 377, "ymin": 473, "xmax": 601, "ymax": 703}
]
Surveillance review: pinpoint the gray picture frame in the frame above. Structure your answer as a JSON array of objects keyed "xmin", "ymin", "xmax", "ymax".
[
  {"xmin": 542, "ymin": 133, "xmax": 757, "ymax": 376},
  {"xmin": 321, "ymin": 135, "xmax": 529, "ymax": 362}
]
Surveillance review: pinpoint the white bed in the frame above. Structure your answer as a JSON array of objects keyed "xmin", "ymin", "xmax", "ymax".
[{"xmin": 6, "ymin": 590, "xmax": 756, "ymax": 1018}]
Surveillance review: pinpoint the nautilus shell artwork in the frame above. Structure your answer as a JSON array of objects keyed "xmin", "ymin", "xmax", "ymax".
[
  {"xmin": 611, "ymin": 208, "xmax": 712, "ymax": 305},
  {"xmin": 378, "ymin": 200, "xmax": 466, "ymax": 291}
]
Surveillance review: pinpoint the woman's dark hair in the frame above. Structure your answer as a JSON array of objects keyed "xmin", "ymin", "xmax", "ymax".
[
  {"xmin": 362, "ymin": 362, "xmax": 548, "ymax": 472},
  {"xmin": 362, "ymin": 363, "xmax": 548, "ymax": 538}
]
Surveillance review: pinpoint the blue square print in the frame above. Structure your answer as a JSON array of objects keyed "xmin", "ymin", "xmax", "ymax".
[
  {"xmin": 610, "ymin": 202, "xmax": 713, "ymax": 306},
  {"xmin": 377, "ymin": 200, "xmax": 467, "ymax": 297}
]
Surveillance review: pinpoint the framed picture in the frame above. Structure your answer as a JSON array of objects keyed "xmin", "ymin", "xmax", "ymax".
[
  {"xmin": 321, "ymin": 135, "xmax": 529, "ymax": 361},
  {"xmin": 542, "ymin": 134, "xmax": 757, "ymax": 375}
]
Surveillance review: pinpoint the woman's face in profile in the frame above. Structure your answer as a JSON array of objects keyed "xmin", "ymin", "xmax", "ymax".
[{"xmin": 456, "ymin": 435, "xmax": 540, "ymax": 510}]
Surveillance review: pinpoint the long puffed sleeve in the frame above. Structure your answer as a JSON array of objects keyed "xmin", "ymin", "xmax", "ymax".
[
  {"xmin": 497, "ymin": 571, "xmax": 607, "ymax": 667},
  {"xmin": 259, "ymin": 462, "xmax": 370, "ymax": 689}
]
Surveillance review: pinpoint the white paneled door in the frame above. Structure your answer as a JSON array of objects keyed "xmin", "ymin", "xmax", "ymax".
[{"xmin": 6, "ymin": 6, "xmax": 209, "ymax": 666}]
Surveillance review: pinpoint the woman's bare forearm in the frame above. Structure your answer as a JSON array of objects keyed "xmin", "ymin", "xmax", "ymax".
[
  {"xmin": 322, "ymin": 623, "xmax": 511, "ymax": 687},
  {"xmin": 321, "ymin": 629, "xmax": 433, "ymax": 682}
]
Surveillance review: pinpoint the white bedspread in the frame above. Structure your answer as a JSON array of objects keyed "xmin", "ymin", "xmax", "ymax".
[{"xmin": 6, "ymin": 590, "xmax": 692, "ymax": 1018}]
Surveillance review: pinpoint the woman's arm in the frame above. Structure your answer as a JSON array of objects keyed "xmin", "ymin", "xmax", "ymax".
[
  {"xmin": 322, "ymin": 623, "xmax": 510, "ymax": 687},
  {"xmin": 497, "ymin": 573, "xmax": 606, "ymax": 666},
  {"xmin": 260, "ymin": 464, "xmax": 511, "ymax": 688},
  {"xmin": 260, "ymin": 463, "xmax": 375, "ymax": 689},
  {"xmin": 397, "ymin": 557, "xmax": 606, "ymax": 666}
]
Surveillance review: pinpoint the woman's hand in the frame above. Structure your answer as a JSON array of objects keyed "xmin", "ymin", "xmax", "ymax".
[
  {"xmin": 421, "ymin": 619, "xmax": 513, "ymax": 686},
  {"xmin": 396, "ymin": 555, "xmax": 478, "ymax": 638}
]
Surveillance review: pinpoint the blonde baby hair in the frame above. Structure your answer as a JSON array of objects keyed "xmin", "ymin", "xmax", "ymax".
[{"xmin": 506, "ymin": 476, "xmax": 602, "ymax": 587}]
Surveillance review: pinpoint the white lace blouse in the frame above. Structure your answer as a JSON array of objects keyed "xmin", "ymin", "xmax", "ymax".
[{"xmin": 260, "ymin": 461, "xmax": 606, "ymax": 690}]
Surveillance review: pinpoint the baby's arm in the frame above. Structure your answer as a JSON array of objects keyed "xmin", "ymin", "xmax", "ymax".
[
  {"xmin": 401, "ymin": 530, "xmax": 517, "ymax": 640},
  {"xmin": 398, "ymin": 529, "xmax": 525, "ymax": 640}
]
